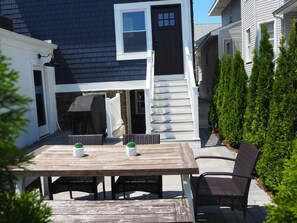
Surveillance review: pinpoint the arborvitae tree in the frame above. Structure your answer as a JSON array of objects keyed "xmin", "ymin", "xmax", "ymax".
[
  {"xmin": 224, "ymin": 51, "xmax": 247, "ymax": 146},
  {"xmin": 265, "ymin": 139, "xmax": 297, "ymax": 223},
  {"xmin": 0, "ymin": 51, "xmax": 51, "ymax": 222},
  {"xmin": 243, "ymin": 49, "xmax": 260, "ymax": 144},
  {"xmin": 257, "ymin": 24, "xmax": 297, "ymax": 190},
  {"xmin": 217, "ymin": 54, "xmax": 232, "ymax": 138},
  {"xmin": 208, "ymin": 57, "xmax": 220, "ymax": 130},
  {"xmin": 247, "ymin": 25, "xmax": 274, "ymax": 149}
]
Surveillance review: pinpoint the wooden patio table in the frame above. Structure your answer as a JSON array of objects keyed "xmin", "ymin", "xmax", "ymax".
[{"xmin": 11, "ymin": 143, "xmax": 198, "ymax": 222}]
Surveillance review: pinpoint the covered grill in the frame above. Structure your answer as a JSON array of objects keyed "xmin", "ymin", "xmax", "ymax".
[{"xmin": 67, "ymin": 94, "xmax": 106, "ymax": 135}]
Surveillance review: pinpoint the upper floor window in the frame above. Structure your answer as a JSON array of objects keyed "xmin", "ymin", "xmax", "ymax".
[
  {"xmin": 246, "ymin": 28, "xmax": 252, "ymax": 62},
  {"xmin": 114, "ymin": 3, "xmax": 148, "ymax": 60},
  {"xmin": 123, "ymin": 11, "xmax": 147, "ymax": 53},
  {"xmin": 259, "ymin": 21, "xmax": 275, "ymax": 54},
  {"xmin": 224, "ymin": 39, "xmax": 233, "ymax": 56}
]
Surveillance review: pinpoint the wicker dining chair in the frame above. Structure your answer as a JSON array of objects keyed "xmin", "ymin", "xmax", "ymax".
[
  {"xmin": 190, "ymin": 140, "xmax": 259, "ymax": 221},
  {"xmin": 25, "ymin": 176, "xmax": 42, "ymax": 194},
  {"xmin": 111, "ymin": 134, "xmax": 162, "ymax": 199},
  {"xmin": 48, "ymin": 134, "xmax": 106, "ymax": 200}
]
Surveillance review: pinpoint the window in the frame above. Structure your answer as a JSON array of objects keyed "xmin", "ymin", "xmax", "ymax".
[
  {"xmin": 224, "ymin": 39, "xmax": 233, "ymax": 56},
  {"xmin": 158, "ymin": 12, "xmax": 176, "ymax": 28},
  {"xmin": 114, "ymin": 3, "xmax": 148, "ymax": 60},
  {"xmin": 123, "ymin": 11, "xmax": 146, "ymax": 53},
  {"xmin": 246, "ymin": 28, "xmax": 252, "ymax": 62},
  {"xmin": 259, "ymin": 21, "xmax": 275, "ymax": 53}
]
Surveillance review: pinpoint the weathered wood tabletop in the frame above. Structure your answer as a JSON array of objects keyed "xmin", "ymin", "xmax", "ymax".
[{"xmin": 12, "ymin": 143, "xmax": 199, "ymax": 177}]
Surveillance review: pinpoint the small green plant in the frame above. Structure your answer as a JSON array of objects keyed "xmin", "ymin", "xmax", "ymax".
[
  {"xmin": 126, "ymin": 141, "xmax": 136, "ymax": 148},
  {"xmin": 74, "ymin": 142, "xmax": 83, "ymax": 148}
]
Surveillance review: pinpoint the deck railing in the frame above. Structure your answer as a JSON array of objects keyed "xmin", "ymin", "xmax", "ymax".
[
  {"xmin": 184, "ymin": 44, "xmax": 200, "ymax": 140},
  {"xmin": 105, "ymin": 93, "xmax": 123, "ymax": 137},
  {"xmin": 145, "ymin": 50, "xmax": 155, "ymax": 134}
]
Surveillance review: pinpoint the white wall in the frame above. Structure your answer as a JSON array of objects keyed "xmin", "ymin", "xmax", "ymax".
[{"xmin": 0, "ymin": 28, "xmax": 58, "ymax": 147}]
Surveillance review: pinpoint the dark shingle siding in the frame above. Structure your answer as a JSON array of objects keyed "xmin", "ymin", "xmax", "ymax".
[{"xmin": 0, "ymin": 0, "xmax": 152, "ymax": 84}]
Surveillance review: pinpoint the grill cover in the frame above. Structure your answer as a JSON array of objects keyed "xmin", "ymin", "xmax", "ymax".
[{"xmin": 67, "ymin": 94, "xmax": 106, "ymax": 135}]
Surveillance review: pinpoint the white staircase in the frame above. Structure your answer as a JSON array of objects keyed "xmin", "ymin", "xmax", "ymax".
[{"xmin": 151, "ymin": 75, "xmax": 200, "ymax": 146}]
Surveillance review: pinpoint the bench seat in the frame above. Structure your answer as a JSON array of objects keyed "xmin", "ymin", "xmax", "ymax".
[{"xmin": 46, "ymin": 198, "xmax": 192, "ymax": 222}]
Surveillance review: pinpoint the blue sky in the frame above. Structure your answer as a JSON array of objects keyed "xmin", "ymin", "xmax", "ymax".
[{"xmin": 193, "ymin": 0, "xmax": 221, "ymax": 24}]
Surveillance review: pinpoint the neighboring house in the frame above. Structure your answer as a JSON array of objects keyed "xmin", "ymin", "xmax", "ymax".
[
  {"xmin": 0, "ymin": 23, "xmax": 58, "ymax": 147},
  {"xmin": 242, "ymin": 0, "xmax": 297, "ymax": 75},
  {"xmin": 194, "ymin": 24, "xmax": 221, "ymax": 100},
  {"xmin": 0, "ymin": 0, "xmax": 200, "ymax": 147}
]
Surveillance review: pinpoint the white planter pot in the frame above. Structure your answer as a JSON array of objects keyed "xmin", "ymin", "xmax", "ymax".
[
  {"xmin": 73, "ymin": 147, "xmax": 84, "ymax": 157},
  {"xmin": 126, "ymin": 146, "xmax": 137, "ymax": 157}
]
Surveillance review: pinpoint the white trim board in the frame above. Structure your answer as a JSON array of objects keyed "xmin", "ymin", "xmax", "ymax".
[{"xmin": 55, "ymin": 80, "xmax": 146, "ymax": 93}]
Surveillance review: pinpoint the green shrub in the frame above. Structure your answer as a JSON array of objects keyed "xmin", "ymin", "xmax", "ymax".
[
  {"xmin": 265, "ymin": 139, "xmax": 297, "ymax": 223},
  {"xmin": 217, "ymin": 54, "xmax": 232, "ymax": 138},
  {"xmin": 243, "ymin": 49, "xmax": 260, "ymax": 145},
  {"xmin": 257, "ymin": 24, "xmax": 297, "ymax": 190},
  {"xmin": 208, "ymin": 57, "xmax": 220, "ymax": 129},
  {"xmin": 0, "ymin": 191, "xmax": 52, "ymax": 223},
  {"xmin": 244, "ymin": 25, "xmax": 274, "ymax": 149},
  {"xmin": 223, "ymin": 51, "xmax": 247, "ymax": 146}
]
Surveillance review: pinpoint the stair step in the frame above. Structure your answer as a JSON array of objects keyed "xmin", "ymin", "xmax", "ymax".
[
  {"xmin": 154, "ymin": 92, "xmax": 188, "ymax": 100},
  {"xmin": 151, "ymin": 106, "xmax": 191, "ymax": 114},
  {"xmin": 152, "ymin": 129, "xmax": 194, "ymax": 140},
  {"xmin": 151, "ymin": 113, "xmax": 192, "ymax": 121},
  {"xmin": 152, "ymin": 98, "xmax": 190, "ymax": 107},
  {"xmin": 154, "ymin": 74, "xmax": 185, "ymax": 81},
  {"xmin": 151, "ymin": 121, "xmax": 193, "ymax": 130},
  {"xmin": 154, "ymin": 86, "xmax": 187, "ymax": 94},
  {"xmin": 154, "ymin": 80, "xmax": 187, "ymax": 87}
]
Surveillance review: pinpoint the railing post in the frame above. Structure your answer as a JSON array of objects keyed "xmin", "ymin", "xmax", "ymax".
[
  {"xmin": 144, "ymin": 89, "xmax": 152, "ymax": 134},
  {"xmin": 105, "ymin": 97, "xmax": 113, "ymax": 137},
  {"xmin": 192, "ymin": 87, "xmax": 200, "ymax": 140}
]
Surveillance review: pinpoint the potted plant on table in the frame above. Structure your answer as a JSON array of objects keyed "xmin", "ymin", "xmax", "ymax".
[
  {"xmin": 73, "ymin": 142, "xmax": 84, "ymax": 157},
  {"xmin": 126, "ymin": 141, "xmax": 137, "ymax": 157}
]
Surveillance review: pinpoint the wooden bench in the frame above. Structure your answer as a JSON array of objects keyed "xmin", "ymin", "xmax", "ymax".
[{"xmin": 46, "ymin": 198, "xmax": 192, "ymax": 222}]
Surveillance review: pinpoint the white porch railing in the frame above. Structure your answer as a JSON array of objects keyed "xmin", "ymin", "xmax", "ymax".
[
  {"xmin": 105, "ymin": 93, "xmax": 123, "ymax": 137},
  {"xmin": 184, "ymin": 44, "xmax": 200, "ymax": 140},
  {"xmin": 145, "ymin": 50, "xmax": 155, "ymax": 134}
]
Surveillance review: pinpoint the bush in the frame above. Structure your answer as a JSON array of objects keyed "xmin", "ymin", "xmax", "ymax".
[
  {"xmin": 265, "ymin": 139, "xmax": 297, "ymax": 223},
  {"xmin": 0, "ymin": 191, "xmax": 52, "ymax": 223},
  {"xmin": 257, "ymin": 24, "xmax": 297, "ymax": 190},
  {"xmin": 244, "ymin": 25, "xmax": 274, "ymax": 149},
  {"xmin": 208, "ymin": 57, "xmax": 220, "ymax": 130},
  {"xmin": 223, "ymin": 51, "xmax": 247, "ymax": 146}
]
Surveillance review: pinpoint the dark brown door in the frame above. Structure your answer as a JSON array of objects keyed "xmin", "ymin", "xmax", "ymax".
[{"xmin": 151, "ymin": 4, "xmax": 184, "ymax": 75}]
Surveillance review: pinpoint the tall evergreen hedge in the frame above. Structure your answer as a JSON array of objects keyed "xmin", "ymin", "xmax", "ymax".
[
  {"xmin": 243, "ymin": 49, "xmax": 260, "ymax": 145},
  {"xmin": 244, "ymin": 25, "xmax": 274, "ymax": 149},
  {"xmin": 257, "ymin": 24, "xmax": 297, "ymax": 190},
  {"xmin": 217, "ymin": 54, "xmax": 232, "ymax": 138},
  {"xmin": 224, "ymin": 51, "xmax": 247, "ymax": 146},
  {"xmin": 208, "ymin": 57, "xmax": 220, "ymax": 130}
]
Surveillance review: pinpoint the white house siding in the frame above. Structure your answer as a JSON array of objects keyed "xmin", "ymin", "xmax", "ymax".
[
  {"xmin": 241, "ymin": 0, "xmax": 257, "ymax": 77},
  {"xmin": 284, "ymin": 12, "xmax": 297, "ymax": 36},
  {"xmin": 0, "ymin": 28, "xmax": 58, "ymax": 147},
  {"xmin": 222, "ymin": 0, "xmax": 242, "ymax": 26}
]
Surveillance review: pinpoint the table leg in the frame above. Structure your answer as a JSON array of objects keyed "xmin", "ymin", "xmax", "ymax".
[
  {"xmin": 182, "ymin": 174, "xmax": 195, "ymax": 223},
  {"xmin": 42, "ymin": 177, "xmax": 49, "ymax": 197},
  {"xmin": 15, "ymin": 176, "xmax": 25, "ymax": 194}
]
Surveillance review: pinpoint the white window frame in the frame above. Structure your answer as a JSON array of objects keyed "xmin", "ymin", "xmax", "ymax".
[
  {"xmin": 245, "ymin": 27, "xmax": 252, "ymax": 63},
  {"xmin": 257, "ymin": 20, "xmax": 276, "ymax": 56}
]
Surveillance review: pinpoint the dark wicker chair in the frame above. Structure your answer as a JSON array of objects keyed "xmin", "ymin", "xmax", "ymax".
[
  {"xmin": 111, "ymin": 134, "xmax": 162, "ymax": 199},
  {"xmin": 48, "ymin": 134, "xmax": 106, "ymax": 200},
  {"xmin": 25, "ymin": 176, "xmax": 42, "ymax": 194},
  {"xmin": 190, "ymin": 140, "xmax": 259, "ymax": 221}
]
